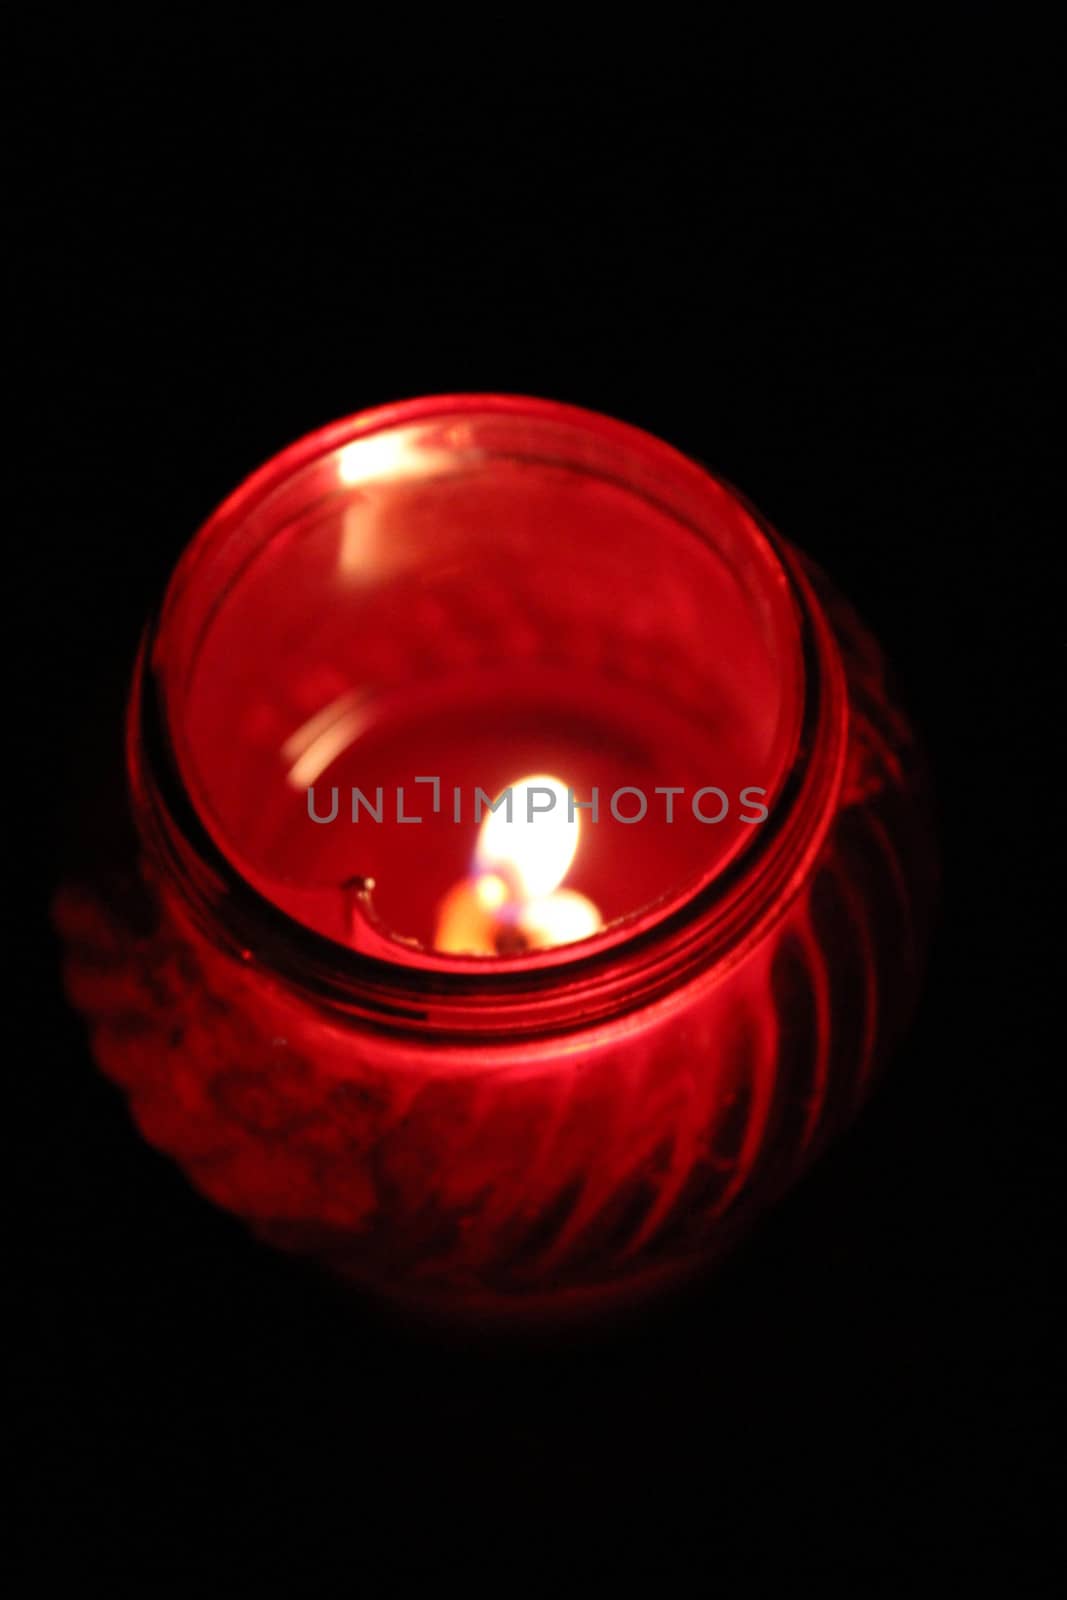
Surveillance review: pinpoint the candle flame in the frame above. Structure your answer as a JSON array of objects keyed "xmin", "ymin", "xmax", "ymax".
[
  {"xmin": 511, "ymin": 887, "xmax": 603, "ymax": 949},
  {"xmin": 475, "ymin": 774, "xmax": 579, "ymax": 900},
  {"xmin": 436, "ymin": 775, "xmax": 602, "ymax": 954}
]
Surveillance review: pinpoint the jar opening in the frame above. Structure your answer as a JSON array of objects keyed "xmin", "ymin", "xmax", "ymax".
[{"xmin": 137, "ymin": 397, "xmax": 841, "ymax": 1027}]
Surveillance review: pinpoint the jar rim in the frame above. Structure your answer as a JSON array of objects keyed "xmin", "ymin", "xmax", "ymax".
[{"xmin": 130, "ymin": 394, "xmax": 849, "ymax": 1040}]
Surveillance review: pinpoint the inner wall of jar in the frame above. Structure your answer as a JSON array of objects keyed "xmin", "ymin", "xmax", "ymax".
[{"xmin": 160, "ymin": 408, "xmax": 804, "ymax": 955}]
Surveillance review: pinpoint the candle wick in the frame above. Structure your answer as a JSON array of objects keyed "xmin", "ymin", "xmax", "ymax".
[{"xmin": 493, "ymin": 925, "xmax": 530, "ymax": 956}]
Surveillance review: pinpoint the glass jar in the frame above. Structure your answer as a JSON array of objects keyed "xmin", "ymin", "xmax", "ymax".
[{"xmin": 56, "ymin": 396, "xmax": 936, "ymax": 1321}]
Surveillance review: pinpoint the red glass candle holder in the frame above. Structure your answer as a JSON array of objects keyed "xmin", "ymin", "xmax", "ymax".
[{"xmin": 56, "ymin": 396, "xmax": 936, "ymax": 1321}]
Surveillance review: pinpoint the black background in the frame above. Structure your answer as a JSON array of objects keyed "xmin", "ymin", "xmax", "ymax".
[{"xmin": 12, "ymin": 19, "xmax": 1060, "ymax": 1589}]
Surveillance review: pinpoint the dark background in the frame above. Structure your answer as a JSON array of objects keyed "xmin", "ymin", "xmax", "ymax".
[{"xmin": 12, "ymin": 19, "xmax": 1059, "ymax": 1589}]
